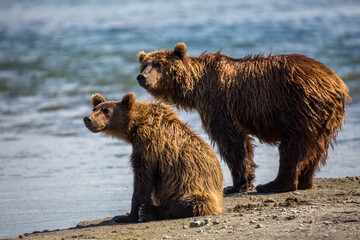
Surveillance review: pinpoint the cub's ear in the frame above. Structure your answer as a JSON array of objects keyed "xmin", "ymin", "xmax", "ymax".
[
  {"xmin": 91, "ymin": 93, "xmax": 106, "ymax": 107},
  {"xmin": 138, "ymin": 51, "xmax": 147, "ymax": 63},
  {"xmin": 173, "ymin": 42, "xmax": 187, "ymax": 59},
  {"xmin": 120, "ymin": 92, "xmax": 136, "ymax": 110}
]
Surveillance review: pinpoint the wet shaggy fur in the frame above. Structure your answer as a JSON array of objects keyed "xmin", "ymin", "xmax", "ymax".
[
  {"xmin": 83, "ymin": 92, "xmax": 223, "ymax": 222},
  {"xmin": 137, "ymin": 43, "xmax": 351, "ymax": 194}
]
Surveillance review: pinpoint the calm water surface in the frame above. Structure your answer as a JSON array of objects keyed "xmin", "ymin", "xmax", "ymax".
[{"xmin": 0, "ymin": 0, "xmax": 360, "ymax": 238}]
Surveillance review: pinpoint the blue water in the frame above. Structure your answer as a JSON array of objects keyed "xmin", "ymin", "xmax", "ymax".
[{"xmin": 0, "ymin": 0, "xmax": 360, "ymax": 238}]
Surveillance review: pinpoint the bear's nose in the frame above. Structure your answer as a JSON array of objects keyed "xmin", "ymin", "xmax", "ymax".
[
  {"xmin": 83, "ymin": 116, "xmax": 92, "ymax": 126},
  {"xmin": 137, "ymin": 74, "xmax": 147, "ymax": 85}
]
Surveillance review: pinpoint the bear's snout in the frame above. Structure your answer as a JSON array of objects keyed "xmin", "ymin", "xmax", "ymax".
[
  {"xmin": 137, "ymin": 74, "xmax": 147, "ymax": 86},
  {"xmin": 83, "ymin": 116, "xmax": 92, "ymax": 127}
]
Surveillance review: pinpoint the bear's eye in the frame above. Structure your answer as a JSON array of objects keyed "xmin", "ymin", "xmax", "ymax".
[
  {"xmin": 140, "ymin": 62, "xmax": 148, "ymax": 72},
  {"xmin": 152, "ymin": 60, "xmax": 161, "ymax": 68},
  {"xmin": 102, "ymin": 108, "xmax": 109, "ymax": 114}
]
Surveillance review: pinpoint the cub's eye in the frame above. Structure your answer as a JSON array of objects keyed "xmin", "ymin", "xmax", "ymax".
[
  {"xmin": 102, "ymin": 108, "xmax": 109, "ymax": 114},
  {"xmin": 152, "ymin": 60, "xmax": 161, "ymax": 68},
  {"xmin": 140, "ymin": 62, "xmax": 148, "ymax": 72},
  {"xmin": 92, "ymin": 108, "xmax": 96, "ymax": 112}
]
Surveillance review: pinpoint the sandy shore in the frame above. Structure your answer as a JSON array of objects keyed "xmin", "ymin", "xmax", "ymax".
[{"xmin": 4, "ymin": 177, "xmax": 360, "ymax": 240}]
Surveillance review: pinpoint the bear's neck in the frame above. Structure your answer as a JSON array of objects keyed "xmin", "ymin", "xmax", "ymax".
[{"xmin": 168, "ymin": 56, "xmax": 206, "ymax": 111}]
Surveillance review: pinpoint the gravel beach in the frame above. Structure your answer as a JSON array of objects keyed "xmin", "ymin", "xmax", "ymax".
[{"xmin": 5, "ymin": 177, "xmax": 360, "ymax": 240}]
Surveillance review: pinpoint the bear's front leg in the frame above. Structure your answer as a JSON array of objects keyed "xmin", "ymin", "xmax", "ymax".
[
  {"xmin": 114, "ymin": 156, "xmax": 154, "ymax": 223},
  {"xmin": 208, "ymin": 121, "xmax": 256, "ymax": 194},
  {"xmin": 113, "ymin": 186, "xmax": 147, "ymax": 223},
  {"xmin": 138, "ymin": 204, "xmax": 161, "ymax": 222}
]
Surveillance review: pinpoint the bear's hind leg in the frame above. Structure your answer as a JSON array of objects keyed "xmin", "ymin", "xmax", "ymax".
[
  {"xmin": 297, "ymin": 136, "xmax": 330, "ymax": 190},
  {"xmin": 256, "ymin": 138, "xmax": 308, "ymax": 193},
  {"xmin": 297, "ymin": 158, "xmax": 320, "ymax": 190}
]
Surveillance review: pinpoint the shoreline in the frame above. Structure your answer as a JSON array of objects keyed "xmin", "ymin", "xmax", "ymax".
[{"xmin": 4, "ymin": 177, "xmax": 360, "ymax": 240}]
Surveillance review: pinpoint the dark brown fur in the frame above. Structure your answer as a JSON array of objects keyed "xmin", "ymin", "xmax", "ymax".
[
  {"xmin": 137, "ymin": 43, "xmax": 351, "ymax": 193},
  {"xmin": 84, "ymin": 93, "xmax": 223, "ymax": 222}
]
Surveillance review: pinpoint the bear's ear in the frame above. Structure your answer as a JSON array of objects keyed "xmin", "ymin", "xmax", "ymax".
[
  {"xmin": 120, "ymin": 92, "xmax": 136, "ymax": 110},
  {"xmin": 91, "ymin": 93, "xmax": 106, "ymax": 107},
  {"xmin": 173, "ymin": 42, "xmax": 187, "ymax": 59},
  {"xmin": 138, "ymin": 51, "xmax": 147, "ymax": 63}
]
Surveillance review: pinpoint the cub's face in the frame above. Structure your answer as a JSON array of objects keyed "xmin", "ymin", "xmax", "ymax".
[
  {"xmin": 137, "ymin": 42, "xmax": 188, "ymax": 93},
  {"xmin": 84, "ymin": 100, "xmax": 117, "ymax": 133},
  {"xmin": 83, "ymin": 93, "xmax": 136, "ymax": 137}
]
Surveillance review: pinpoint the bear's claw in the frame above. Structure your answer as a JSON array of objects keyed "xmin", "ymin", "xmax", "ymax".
[
  {"xmin": 256, "ymin": 181, "xmax": 296, "ymax": 193},
  {"xmin": 113, "ymin": 213, "xmax": 138, "ymax": 223},
  {"xmin": 223, "ymin": 185, "xmax": 248, "ymax": 195}
]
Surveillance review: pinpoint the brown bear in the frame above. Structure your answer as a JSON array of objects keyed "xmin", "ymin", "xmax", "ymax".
[
  {"xmin": 136, "ymin": 43, "xmax": 351, "ymax": 194},
  {"xmin": 83, "ymin": 92, "xmax": 223, "ymax": 222}
]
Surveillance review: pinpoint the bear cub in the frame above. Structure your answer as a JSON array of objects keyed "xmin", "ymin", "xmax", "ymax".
[{"xmin": 84, "ymin": 92, "xmax": 223, "ymax": 222}]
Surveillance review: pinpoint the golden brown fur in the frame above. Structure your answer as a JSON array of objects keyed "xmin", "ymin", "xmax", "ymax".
[
  {"xmin": 137, "ymin": 43, "xmax": 351, "ymax": 193},
  {"xmin": 83, "ymin": 92, "xmax": 223, "ymax": 222}
]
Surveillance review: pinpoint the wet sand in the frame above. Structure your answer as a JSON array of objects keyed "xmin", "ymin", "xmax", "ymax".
[{"xmin": 5, "ymin": 177, "xmax": 360, "ymax": 240}]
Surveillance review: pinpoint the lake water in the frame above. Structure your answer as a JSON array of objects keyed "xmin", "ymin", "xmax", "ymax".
[{"xmin": 0, "ymin": 0, "xmax": 359, "ymax": 238}]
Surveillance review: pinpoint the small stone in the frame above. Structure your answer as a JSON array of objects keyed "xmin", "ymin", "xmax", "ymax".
[
  {"xmin": 324, "ymin": 234, "xmax": 329, "ymax": 237},
  {"xmin": 250, "ymin": 220, "xmax": 257, "ymax": 224},
  {"xmin": 19, "ymin": 235, "xmax": 25, "ymax": 239},
  {"xmin": 213, "ymin": 219, "xmax": 221, "ymax": 225},
  {"xmin": 255, "ymin": 224, "xmax": 262, "ymax": 228},
  {"xmin": 162, "ymin": 235, "xmax": 170, "ymax": 239},
  {"xmin": 221, "ymin": 223, "xmax": 227, "ymax": 229},
  {"xmin": 286, "ymin": 214, "xmax": 297, "ymax": 220},
  {"xmin": 182, "ymin": 224, "xmax": 188, "ymax": 229},
  {"xmin": 196, "ymin": 229, "xmax": 204, "ymax": 234},
  {"xmin": 293, "ymin": 192, "xmax": 300, "ymax": 195},
  {"xmin": 228, "ymin": 230, "xmax": 234, "ymax": 233},
  {"xmin": 299, "ymin": 223, "xmax": 303, "ymax": 227},
  {"xmin": 204, "ymin": 218, "xmax": 211, "ymax": 225},
  {"xmin": 272, "ymin": 215, "xmax": 278, "ymax": 219},
  {"xmin": 309, "ymin": 219, "xmax": 315, "ymax": 223},
  {"xmin": 323, "ymin": 221, "xmax": 332, "ymax": 225},
  {"xmin": 258, "ymin": 217, "xmax": 265, "ymax": 221},
  {"xmin": 264, "ymin": 198, "xmax": 276, "ymax": 203},
  {"xmin": 190, "ymin": 220, "xmax": 206, "ymax": 228}
]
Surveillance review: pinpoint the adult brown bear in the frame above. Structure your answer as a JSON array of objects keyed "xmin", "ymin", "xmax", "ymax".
[
  {"xmin": 84, "ymin": 93, "xmax": 223, "ymax": 222},
  {"xmin": 136, "ymin": 43, "xmax": 351, "ymax": 194}
]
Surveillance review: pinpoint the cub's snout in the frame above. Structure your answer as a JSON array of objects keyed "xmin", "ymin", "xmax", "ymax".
[{"xmin": 83, "ymin": 116, "xmax": 92, "ymax": 128}]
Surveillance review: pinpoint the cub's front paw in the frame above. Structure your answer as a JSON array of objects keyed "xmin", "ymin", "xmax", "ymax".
[
  {"xmin": 113, "ymin": 213, "xmax": 138, "ymax": 223},
  {"xmin": 138, "ymin": 204, "xmax": 160, "ymax": 222}
]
